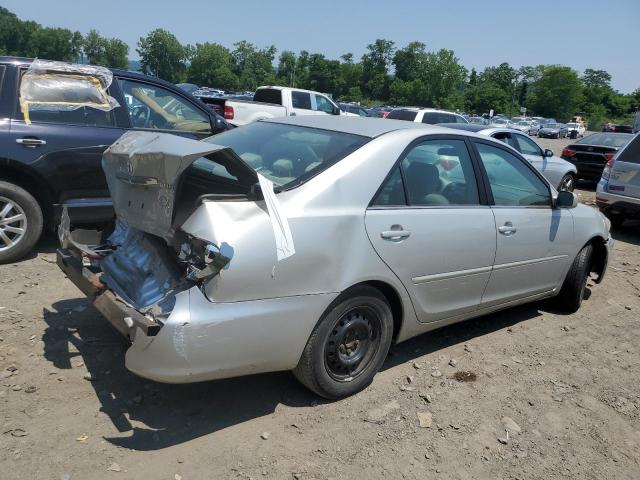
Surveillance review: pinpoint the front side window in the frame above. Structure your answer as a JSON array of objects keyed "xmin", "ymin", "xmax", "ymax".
[
  {"xmin": 475, "ymin": 142, "xmax": 550, "ymax": 207},
  {"xmin": 513, "ymin": 134, "xmax": 542, "ymax": 156},
  {"xmin": 203, "ymin": 122, "xmax": 368, "ymax": 189},
  {"xmin": 291, "ymin": 91, "xmax": 312, "ymax": 110},
  {"xmin": 314, "ymin": 94, "xmax": 335, "ymax": 114},
  {"xmin": 119, "ymin": 79, "xmax": 211, "ymax": 133},
  {"xmin": 373, "ymin": 139, "xmax": 479, "ymax": 206}
]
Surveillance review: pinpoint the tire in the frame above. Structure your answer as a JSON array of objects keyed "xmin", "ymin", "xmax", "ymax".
[
  {"xmin": 554, "ymin": 244, "xmax": 593, "ymax": 313},
  {"xmin": 0, "ymin": 181, "xmax": 43, "ymax": 264},
  {"xmin": 293, "ymin": 285, "xmax": 394, "ymax": 399},
  {"xmin": 558, "ymin": 173, "xmax": 576, "ymax": 192}
]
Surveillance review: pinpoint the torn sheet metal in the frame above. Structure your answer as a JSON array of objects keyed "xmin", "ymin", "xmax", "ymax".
[
  {"xmin": 258, "ymin": 174, "xmax": 295, "ymax": 261},
  {"xmin": 102, "ymin": 131, "xmax": 234, "ymax": 240},
  {"xmin": 19, "ymin": 59, "xmax": 119, "ymax": 124}
]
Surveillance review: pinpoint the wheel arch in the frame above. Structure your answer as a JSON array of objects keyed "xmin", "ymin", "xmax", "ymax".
[
  {"xmin": 341, "ymin": 280, "xmax": 404, "ymax": 342},
  {"xmin": 0, "ymin": 160, "xmax": 54, "ymax": 226}
]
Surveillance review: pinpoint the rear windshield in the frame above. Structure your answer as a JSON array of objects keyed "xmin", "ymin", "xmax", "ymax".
[
  {"xmin": 386, "ymin": 109, "xmax": 418, "ymax": 121},
  {"xmin": 202, "ymin": 122, "xmax": 369, "ymax": 189},
  {"xmin": 617, "ymin": 134, "xmax": 640, "ymax": 164},
  {"xmin": 576, "ymin": 133, "xmax": 633, "ymax": 148},
  {"xmin": 253, "ymin": 88, "xmax": 283, "ymax": 105}
]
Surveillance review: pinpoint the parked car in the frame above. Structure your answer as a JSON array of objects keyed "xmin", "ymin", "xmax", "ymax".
[
  {"xmin": 538, "ymin": 123, "xmax": 569, "ymax": 139},
  {"xmin": 197, "ymin": 86, "xmax": 354, "ymax": 126},
  {"xmin": 0, "ymin": 56, "xmax": 231, "ymax": 263},
  {"xmin": 596, "ymin": 132, "xmax": 640, "ymax": 227},
  {"xmin": 602, "ymin": 123, "xmax": 633, "ymax": 133},
  {"xmin": 439, "ymin": 124, "xmax": 577, "ymax": 191},
  {"xmin": 57, "ymin": 116, "xmax": 612, "ymax": 399},
  {"xmin": 386, "ymin": 108, "xmax": 468, "ymax": 124},
  {"xmin": 566, "ymin": 122, "xmax": 586, "ymax": 138},
  {"xmin": 468, "ymin": 116, "xmax": 489, "ymax": 125},
  {"xmin": 510, "ymin": 120, "xmax": 540, "ymax": 136},
  {"xmin": 490, "ymin": 117, "xmax": 510, "ymax": 128},
  {"xmin": 561, "ymin": 132, "xmax": 635, "ymax": 182},
  {"xmin": 338, "ymin": 103, "xmax": 371, "ymax": 117}
]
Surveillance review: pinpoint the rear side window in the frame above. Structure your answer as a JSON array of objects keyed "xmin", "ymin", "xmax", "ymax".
[
  {"xmin": 16, "ymin": 70, "xmax": 116, "ymax": 127},
  {"xmin": 291, "ymin": 91, "xmax": 312, "ymax": 110},
  {"xmin": 513, "ymin": 134, "xmax": 542, "ymax": 156},
  {"xmin": 373, "ymin": 139, "xmax": 479, "ymax": 206},
  {"xmin": 422, "ymin": 112, "xmax": 452, "ymax": 124},
  {"xmin": 617, "ymin": 134, "xmax": 640, "ymax": 164},
  {"xmin": 253, "ymin": 88, "xmax": 283, "ymax": 105},
  {"xmin": 387, "ymin": 109, "xmax": 417, "ymax": 121}
]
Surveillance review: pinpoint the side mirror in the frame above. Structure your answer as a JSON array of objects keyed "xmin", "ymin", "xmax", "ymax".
[
  {"xmin": 543, "ymin": 149, "xmax": 554, "ymax": 157},
  {"xmin": 332, "ymin": 105, "xmax": 341, "ymax": 115},
  {"xmin": 555, "ymin": 190, "xmax": 578, "ymax": 209}
]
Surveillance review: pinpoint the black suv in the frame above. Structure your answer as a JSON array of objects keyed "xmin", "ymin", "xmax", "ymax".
[{"xmin": 0, "ymin": 57, "xmax": 231, "ymax": 263}]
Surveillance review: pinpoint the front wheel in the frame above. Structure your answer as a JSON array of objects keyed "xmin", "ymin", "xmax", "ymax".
[
  {"xmin": 554, "ymin": 244, "xmax": 593, "ymax": 313},
  {"xmin": 559, "ymin": 173, "xmax": 576, "ymax": 192},
  {"xmin": 0, "ymin": 181, "xmax": 43, "ymax": 264},
  {"xmin": 293, "ymin": 286, "xmax": 393, "ymax": 399}
]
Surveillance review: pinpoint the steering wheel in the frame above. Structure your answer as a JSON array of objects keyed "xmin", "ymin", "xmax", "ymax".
[{"xmin": 130, "ymin": 104, "xmax": 151, "ymax": 128}]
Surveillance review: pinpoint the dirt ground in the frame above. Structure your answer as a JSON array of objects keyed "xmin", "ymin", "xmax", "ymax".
[{"xmin": 1, "ymin": 136, "xmax": 639, "ymax": 480}]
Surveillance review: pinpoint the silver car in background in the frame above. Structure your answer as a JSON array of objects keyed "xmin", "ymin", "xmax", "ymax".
[
  {"xmin": 439, "ymin": 124, "xmax": 578, "ymax": 191},
  {"xmin": 597, "ymin": 132, "xmax": 640, "ymax": 227},
  {"xmin": 57, "ymin": 116, "xmax": 612, "ymax": 399}
]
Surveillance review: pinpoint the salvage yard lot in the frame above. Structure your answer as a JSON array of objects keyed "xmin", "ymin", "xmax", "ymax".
[{"xmin": 1, "ymin": 137, "xmax": 639, "ymax": 480}]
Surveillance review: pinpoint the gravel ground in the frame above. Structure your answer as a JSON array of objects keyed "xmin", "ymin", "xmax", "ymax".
[{"xmin": 1, "ymin": 136, "xmax": 639, "ymax": 480}]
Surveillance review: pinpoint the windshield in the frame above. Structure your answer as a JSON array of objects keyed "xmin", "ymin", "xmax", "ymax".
[
  {"xmin": 545, "ymin": 123, "xmax": 560, "ymax": 129},
  {"xmin": 576, "ymin": 133, "xmax": 634, "ymax": 148},
  {"xmin": 516, "ymin": 121, "xmax": 530, "ymax": 126},
  {"xmin": 492, "ymin": 118, "xmax": 508, "ymax": 124},
  {"xmin": 201, "ymin": 122, "xmax": 369, "ymax": 189}
]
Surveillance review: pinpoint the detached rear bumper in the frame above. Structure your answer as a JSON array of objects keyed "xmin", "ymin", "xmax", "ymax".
[{"xmin": 56, "ymin": 248, "xmax": 161, "ymax": 338}]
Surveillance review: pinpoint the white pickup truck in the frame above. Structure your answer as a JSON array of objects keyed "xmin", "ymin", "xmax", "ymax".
[{"xmin": 196, "ymin": 86, "xmax": 353, "ymax": 126}]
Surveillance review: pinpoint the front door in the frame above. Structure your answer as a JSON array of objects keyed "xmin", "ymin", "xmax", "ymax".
[
  {"xmin": 365, "ymin": 137, "xmax": 496, "ymax": 323},
  {"xmin": 473, "ymin": 140, "xmax": 574, "ymax": 305}
]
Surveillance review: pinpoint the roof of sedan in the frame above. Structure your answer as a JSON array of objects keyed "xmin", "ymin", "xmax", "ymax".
[{"xmin": 262, "ymin": 115, "xmax": 444, "ymax": 138}]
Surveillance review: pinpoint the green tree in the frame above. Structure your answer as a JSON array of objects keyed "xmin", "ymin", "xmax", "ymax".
[
  {"xmin": 27, "ymin": 27, "xmax": 82, "ymax": 62},
  {"xmin": 529, "ymin": 66, "xmax": 583, "ymax": 120},
  {"xmin": 188, "ymin": 42, "xmax": 237, "ymax": 90},
  {"xmin": 276, "ymin": 50, "xmax": 297, "ymax": 86},
  {"xmin": 231, "ymin": 41, "xmax": 277, "ymax": 90},
  {"xmin": 361, "ymin": 39, "xmax": 395, "ymax": 99},
  {"xmin": 137, "ymin": 29, "xmax": 188, "ymax": 82},
  {"xmin": 83, "ymin": 29, "xmax": 107, "ymax": 65},
  {"xmin": 393, "ymin": 41, "xmax": 426, "ymax": 82},
  {"xmin": 104, "ymin": 38, "xmax": 129, "ymax": 69},
  {"xmin": 0, "ymin": 7, "xmax": 39, "ymax": 56}
]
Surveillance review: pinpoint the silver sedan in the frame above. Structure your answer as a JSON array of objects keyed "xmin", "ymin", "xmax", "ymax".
[
  {"xmin": 439, "ymin": 124, "xmax": 578, "ymax": 192},
  {"xmin": 57, "ymin": 116, "xmax": 613, "ymax": 399}
]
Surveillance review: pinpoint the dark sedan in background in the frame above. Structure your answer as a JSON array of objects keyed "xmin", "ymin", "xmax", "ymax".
[
  {"xmin": 538, "ymin": 122, "xmax": 569, "ymax": 139},
  {"xmin": 561, "ymin": 132, "xmax": 635, "ymax": 181}
]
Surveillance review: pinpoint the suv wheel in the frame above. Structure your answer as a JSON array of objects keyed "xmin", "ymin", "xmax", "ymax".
[
  {"xmin": 559, "ymin": 173, "xmax": 576, "ymax": 192},
  {"xmin": 0, "ymin": 181, "xmax": 43, "ymax": 264},
  {"xmin": 293, "ymin": 286, "xmax": 393, "ymax": 399}
]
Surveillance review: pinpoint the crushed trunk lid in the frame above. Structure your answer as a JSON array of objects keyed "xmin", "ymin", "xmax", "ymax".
[{"xmin": 102, "ymin": 131, "xmax": 258, "ymax": 242}]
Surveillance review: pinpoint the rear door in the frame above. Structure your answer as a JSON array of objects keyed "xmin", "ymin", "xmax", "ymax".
[
  {"xmin": 609, "ymin": 134, "xmax": 640, "ymax": 199},
  {"xmin": 290, "ymin": 90, "xmax": 314, "ymax": 117},
  {"xmin": 472, "ymin": 140, "xmax": 574, "ymax": 305},
  {"xmin": 7, "ymin": 66, "xmax": 127, "ymax": 206},
  {"xmin": 365, "ymin": 136, "xmax": 496, "ymax": 323}
]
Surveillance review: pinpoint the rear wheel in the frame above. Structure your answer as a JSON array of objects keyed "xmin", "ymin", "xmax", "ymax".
[
  {"xmin": 293, "ymin": 286, "xmax": 393, "ymax": 399},
  {"xmin": 554, "ymin": 244, "xmax": 593, "ymax": 313},
  {"xmin": 559, "ymin": 173, "xmax": 576, "ymax": 192},
  {"xmin": 0, "ymin": 181, "xmax": 43, "ymax": 264}
]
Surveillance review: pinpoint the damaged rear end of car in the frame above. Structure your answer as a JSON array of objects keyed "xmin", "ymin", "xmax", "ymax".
[{"xmin": 56, "ymin": 131, "xmax": 263, "ymax": 380}]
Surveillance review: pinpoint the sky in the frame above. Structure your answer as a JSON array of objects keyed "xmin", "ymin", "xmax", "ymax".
[{"xmin": 4, "ymin": 0, "xmax": 639, "ymax": 93}]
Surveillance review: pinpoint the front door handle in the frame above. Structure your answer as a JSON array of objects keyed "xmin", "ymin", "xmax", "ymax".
[
  {"xmin": 498, "ymin": 221, "xmax": 517, "ymax": 236},
  {"xmin": 16, "ymin": 137, "xmax": 47, "ymax": 147},
  {"xmin": 381, "ymin": 229, "xmax": 411, "ymax": 241}
]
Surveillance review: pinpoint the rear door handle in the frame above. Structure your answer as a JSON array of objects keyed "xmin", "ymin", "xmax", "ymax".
[
  {"xmin": 16, "ymin": 138, "xmax": 47, "ymax": 147},
  {"xmin": 498, "ymin": 221, "xmax": 517, "ymax": 236},
  {"xmin": 381, "ymin": 230, "xmax": 411, "ymax": 240}
]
